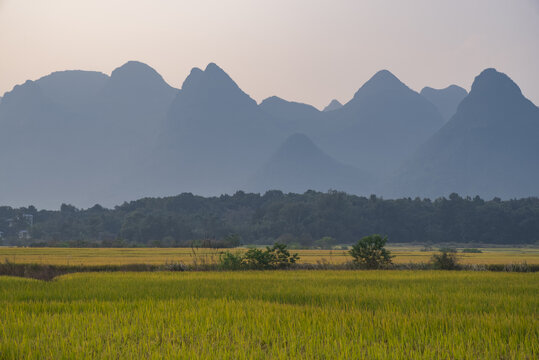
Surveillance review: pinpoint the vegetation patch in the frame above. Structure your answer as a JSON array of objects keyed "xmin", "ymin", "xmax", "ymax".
[{"xmin": 2, "ymin": 192, "xmax": 539, "ymax": 247}]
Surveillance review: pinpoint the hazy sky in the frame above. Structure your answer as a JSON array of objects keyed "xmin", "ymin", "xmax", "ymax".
[{"xmin": 1, "ymin": 0, "xmax": 538, "ymax": 108}]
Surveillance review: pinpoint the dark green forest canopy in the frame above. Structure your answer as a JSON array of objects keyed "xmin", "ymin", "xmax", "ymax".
[{"xmin": 1, "ymin": 191, "xmax": 538, "ymax": 246}]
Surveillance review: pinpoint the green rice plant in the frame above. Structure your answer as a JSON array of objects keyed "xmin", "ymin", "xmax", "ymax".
[{"xmin": 0, "ymin": 271, "xmax": 537, "ymax": 359}]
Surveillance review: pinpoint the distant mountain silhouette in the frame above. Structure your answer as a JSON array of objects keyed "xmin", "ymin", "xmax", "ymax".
[
  {"xmin": 0, "ymin": 61, "xmax": 178, "ymax": 208},
  {"xmin": 323, "ymin": 99, "xmax": 343, "ymax": 112},
  {"xmin": 1, "ymin": 62, "xmax": 537, "ymax": 208},
  {"xmin": 259, "ymin": 96, "xmax": 322, "ymax": 132},
  {"xmin": 34, "ymin": 70, "xmax": 109, "ymax": 110},
  {"xmin": 90, "ymin": 61, "xmax": 178, "ymax": 152},
  {"xmin": 420, "ymin": 85, "xmax": 468, "ymax": 121},
  {"xmin": 260, "ymin": 96, "xmax": 320, "ymax": 119},
  {"xmin": 314, "ymin": 70, "xmax": 445, "ymax": 177},
  {"xmin": 150, "ymin": 63, "xmax": 284, "ymax": 197},
  {"xmin": 394, "ymin": 68, "xmax": 539, "ymax": 199},
  {"xmin": 247, "ymin": 133, "xmax": 372, "ymax": 194}
]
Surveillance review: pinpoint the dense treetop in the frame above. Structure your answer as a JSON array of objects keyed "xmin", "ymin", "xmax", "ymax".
[{"xmin": 1, "ymin": 191, "xmax": 538, "ymax": 247}]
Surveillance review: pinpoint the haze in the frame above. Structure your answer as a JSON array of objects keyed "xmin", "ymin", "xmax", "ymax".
[{"xmin": 1, "ymin": 0, "xmax": 538, "ymax": 108}]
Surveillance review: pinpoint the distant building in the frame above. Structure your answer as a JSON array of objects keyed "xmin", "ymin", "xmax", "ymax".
[
  {"xmin": 6, "ymin": 219, "xmax": 15, "ymax": 227},
  {"xmin": 18, "ymin": 230, "xmax": 30, "ymax": 240},
  {"xmin": 0, "ymin": 231, "xmax": 4, "ymax": 239}
]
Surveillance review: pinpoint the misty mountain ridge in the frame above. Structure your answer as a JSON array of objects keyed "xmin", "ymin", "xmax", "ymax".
[
  {"xmin": 420, "ymin": 85, "xmax": 468, "ymax": 121},
  {"xmin": 34, "ymin": 70, "xmax": 109, "ymax": 110},
  {"xmin": 394, "ymin": 68, "xmax": 539, "ymax": 199},
  {"xmin": 247, "ymin": 133, "xmax": 373, "ymax": 194},
  {"xmin": 323, "ymin": 99, "xmax": 343, "ymax": 112},
  {"xmin": 348, "ymin": 69, "xmax": 409, "ymax": 102},
  {"xmin": 259, "ymin": 96, "xmax": 323, "ymax": 133},
  {"xmin": 0, "ymin": 61, "xmax": 178, "ymax": 207},
  {"xmin": 1, "ymin": 62, "xmax": 537, "ymax": 209},
  {"xmin": 313, "ymin": 69, "xmax": 445, "ymax": 177},
  {"xmin": 144, "ymin": 63, "xmax": 284, "ymax": 199}
]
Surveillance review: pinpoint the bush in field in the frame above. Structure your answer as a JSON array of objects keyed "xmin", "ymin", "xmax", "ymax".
[
  {"xmin": 243, "ymin": 243, "xmax": 299, "ymax": 269},
  {"xmin": 220, "ymin": 243, "xmax": 299, "ymax": 270},
  {"xmin": 219, "ymin": 251, "xmax": 243, "ymax": 270},
  {"xmin": 349, "ymin": 234, "xmax": 393, "ymax": 269},
  {"xmin": 267, "ymin": 243, "xmax": 300, "ymax": 268},
  {"xmin": 431, "ymin": 250, "xmax": 460, "ymax": 270},
  {"xmin": 241, "ymin": 248, "xmax": 274, "ymax": 269}
]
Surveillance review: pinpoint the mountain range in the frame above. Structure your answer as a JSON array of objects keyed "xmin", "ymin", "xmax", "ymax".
[
  {"xmin": 246, "ymin": 133, "xmax": 372, "ymax": 194},
  {"xmin": 0, "ymin": 62, "xmax": 537, "ymax": 208},
  {"xmin": 394, "ymin": 69, "xmax": 539, "ymax": 199},
  {"xmin": 420, "ymin": 85, "xmax": 468, "ymax": 121}
]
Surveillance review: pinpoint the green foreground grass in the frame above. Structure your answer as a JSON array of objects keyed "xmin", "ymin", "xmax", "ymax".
[{"xmin": 0, "ymin": 271, "xmax": 537, "ymax": 359}]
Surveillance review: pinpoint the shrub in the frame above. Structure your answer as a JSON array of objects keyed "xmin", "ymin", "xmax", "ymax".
[
  {"xmin": 219, "ymin": 243, "xmax": 299, "ymax": 270},
  {"xmin": 267, "ymin": 243, "xmax": 300, "ymax": 268},
  {"xmin": 349, "ymin": 234, "xmax": 393, "ymax": 269},
  {"xmin": 242, "ymin": 248, "xmax": 274, "ymax": 269},
  {"xmin": 431, "ymin": 250, "xmax": 459, "ymax": 270},
  {"xmin": 219, "ymin": 251, "xmax": 243, "ymax": 270}
]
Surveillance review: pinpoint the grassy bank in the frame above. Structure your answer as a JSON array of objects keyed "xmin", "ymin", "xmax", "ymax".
[{"xmin": 1, "ymin": 260, "xmax": 537, "ymax": 281}]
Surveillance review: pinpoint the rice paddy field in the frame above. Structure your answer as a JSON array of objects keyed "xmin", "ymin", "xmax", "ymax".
[
  {"xmin": 1, "ymin": 247, "xmax": 537, "ymax": 358},
  {"xmin": 0, "ymin": 270, "xmax": 537, "ymax": 359},
  {"xmin": 0, "ymin": 246, "xmax": 538, "ymax": 266}
]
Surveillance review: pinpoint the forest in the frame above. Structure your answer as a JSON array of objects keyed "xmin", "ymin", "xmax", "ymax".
[{"xmin": 1, "ymin": 191, "xmax": 538, "ymax": 247}]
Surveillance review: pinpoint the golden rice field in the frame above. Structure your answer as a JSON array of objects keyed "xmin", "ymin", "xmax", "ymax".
[
  {"xmin": 0, "ymin": 271, "xmax": 537, "ymax": 359},
  {"xmin": 0, "ymin": 246, "xmax": 537, "ymax": 266}
]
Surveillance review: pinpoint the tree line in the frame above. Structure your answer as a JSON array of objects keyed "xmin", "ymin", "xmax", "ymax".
[{"xmin": 1, "ymin": 191, "xmax": 538, "ymax": 247}]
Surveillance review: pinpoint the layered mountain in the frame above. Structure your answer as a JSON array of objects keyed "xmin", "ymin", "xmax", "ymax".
[
  {"xmin": 323, "ymin": 99, "xmax": 343, "ymax": 112},
  {"xmin": 0, "ymin": 79, "xmax": 81, "ymax": 208},
  {"xmin": 150, "ymin": 63, "xmax": 285, "ymax": 197},
  {"xmin": 0, "ymin": 61, "xmax": 178, "ymax": 208},
  {"xmin": 314, "ymin": 70, "xmax": 445, "ymax": 177},
  {"xmin": 34, "ymin": 70, "xmax": 109, "ymax": 110},
  {"xmin": 259, "ymin": 96, "xmax": 322, "ymax": 132},
  {"xmin": 93, "ymin": 61, "xmax": 178, "ymax": 133},
  {"xmin": 1, "ymin": 62, "xmax": 537, "ymax": 208},
  {"xmin": 420, "ymin": 85, "xmax": 468, "ymax": 121},
  {"xmin": 247, "ymin": 133, "xmax": 372, "ymax": 194},
  {"xmin": 394, "ymin": 68, "xmax": 539, "ymax": 199}
]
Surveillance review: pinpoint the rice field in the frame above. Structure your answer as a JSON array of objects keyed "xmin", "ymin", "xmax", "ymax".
[
  {"xmin": 0, "ymin": 246, "xmax": 537, "ymax": 266},
  {"xmin": 0, "ymin": 271, "xmax": 537, "ymax": 359}
]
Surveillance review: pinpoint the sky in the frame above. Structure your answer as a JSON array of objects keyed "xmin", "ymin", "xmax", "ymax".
[{"xmin": 1, "ymin": 0, "xmax": 538, "ymax": 109}]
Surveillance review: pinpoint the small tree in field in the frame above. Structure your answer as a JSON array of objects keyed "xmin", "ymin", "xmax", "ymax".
[
  {"xmin": 349, "ymin": 234, "xmax": 393, "ymax": 268},
  {"xmin": 430, "ymin": 250, "xmax": 459, "ymax": 270}
]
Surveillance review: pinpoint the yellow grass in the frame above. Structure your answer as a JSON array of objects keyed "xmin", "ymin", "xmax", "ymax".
[{"xmin": 0, "ymin": 246, "xmax": 537, "ymax": 266}]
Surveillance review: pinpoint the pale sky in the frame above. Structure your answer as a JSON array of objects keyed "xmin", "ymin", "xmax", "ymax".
[{"xmin": 1, "ymin": 0, "xmax": 538, "ymax": 108}]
